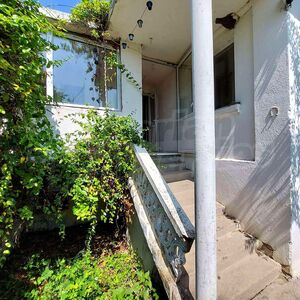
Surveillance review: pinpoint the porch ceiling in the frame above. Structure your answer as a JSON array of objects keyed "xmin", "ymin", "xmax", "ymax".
[{"xmin": 109, "ymin": 0, "xmax": 249, "ymax": 64}]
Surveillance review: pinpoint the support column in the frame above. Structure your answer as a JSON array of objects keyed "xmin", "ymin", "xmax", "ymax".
[{"xmin": 191, "ymin": 0, "xmax": 217, "ymax": 299}]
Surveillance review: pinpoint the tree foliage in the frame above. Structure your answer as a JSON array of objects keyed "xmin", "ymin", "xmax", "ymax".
[
  {"xmin": 70, "ymin": 0, "xmax": 110, "ymax": 39},
  {"xmin": 62, "ymin": 110, "xmax": 143, "ymax": 243},
  {"xmin": 0, "ymin": 0, "xmax": 64, "ymax": 265}
]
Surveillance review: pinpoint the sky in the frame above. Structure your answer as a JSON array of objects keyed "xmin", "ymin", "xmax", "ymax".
[{"xmin": 38, "ymin": 0, "xmax": 80, "ymax": 13}]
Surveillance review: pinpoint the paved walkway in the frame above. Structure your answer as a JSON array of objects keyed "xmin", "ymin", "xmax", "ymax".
[{"xmin": 168, "ymin": 180, "xmax": 300, "ymax": 300}]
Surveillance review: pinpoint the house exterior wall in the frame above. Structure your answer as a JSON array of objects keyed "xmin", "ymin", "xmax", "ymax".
[
  {"xmin": 118, "ymin": 44, "xmax": 143, "ymax": 125},
  {"xmin": 213, "ymin": 0, "xmax": 292, "ymax": 270},
  {"xmin": 215, "ymin": 9, "xmax": 255, "ymax": 160},
  {"xmin": 48, "ymin": 42, "xmax": 143, "ymax": 136}
]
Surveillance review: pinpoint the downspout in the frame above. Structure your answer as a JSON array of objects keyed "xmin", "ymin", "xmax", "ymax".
[{"xmin": 191, "ymin": 0, "xmax": 217, "ymax": 299}]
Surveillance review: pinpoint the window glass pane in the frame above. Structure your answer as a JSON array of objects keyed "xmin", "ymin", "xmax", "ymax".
[
  {"xmin": 178, "ymin": 54, "xmax": 193, "ymax": 118},
  {"xmin": 214, "ymin": 44, "xmax": 235, "ymax": 109},
  {"xmin": 52, "ymin": 36, "xmax": 106, "ymax": 107}
]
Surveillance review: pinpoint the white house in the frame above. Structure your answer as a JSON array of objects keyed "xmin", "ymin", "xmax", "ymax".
[{"xmin": 44, "ymin": 0, "xmax": 300, "ymax": 280}]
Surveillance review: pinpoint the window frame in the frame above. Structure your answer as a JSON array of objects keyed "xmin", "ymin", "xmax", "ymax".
[
  {"xmin": 45, "ymin": 32, "xmax": 122, "ymax": 112},
  {"xmin": 176, "ymin": 43, "xmax": 238, "ymax": 120},
  {"xmin": 214, "ymin": 43, "xmax": 236, "ymax": 110}
]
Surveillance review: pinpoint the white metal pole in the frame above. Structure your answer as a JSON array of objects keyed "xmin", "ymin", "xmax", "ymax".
[{"xmin": 191, "ymin": 0, "xmax": 217, "ymax": 299}]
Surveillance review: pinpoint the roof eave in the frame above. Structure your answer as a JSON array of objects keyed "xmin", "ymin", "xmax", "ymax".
[{"xmin": 107, "ymin": 0, "xmax": 117, "ymax": 29}]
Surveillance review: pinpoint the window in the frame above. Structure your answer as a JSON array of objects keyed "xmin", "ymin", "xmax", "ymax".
[
  {"xmin": 46, "ymin": 35, "xmax": 120, "ymax": 109},
  {"xmin": 178, "ymin": 44, "xmax": 235, "ymax": 117},
  {"xmin": 214, "ymin": 44, "xmax": 235, "ymax": 109},
  {"xmin": 178, "ymin": 54, "xmax": 193, "ymax": 118}
]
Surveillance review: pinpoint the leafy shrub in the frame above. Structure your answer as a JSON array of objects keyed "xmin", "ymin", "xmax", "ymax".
[
  {"xmin": 25, "ymin": 250, "xmax": 158, "ymax": 299},
  {"xmin": 64, "ymin": 110, "xmax": 142, "ymax": 234}
]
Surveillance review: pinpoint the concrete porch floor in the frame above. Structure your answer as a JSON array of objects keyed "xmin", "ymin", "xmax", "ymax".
[{"xmin": 168, "ymin": 179, "xmax": 300, "ymax": 300}]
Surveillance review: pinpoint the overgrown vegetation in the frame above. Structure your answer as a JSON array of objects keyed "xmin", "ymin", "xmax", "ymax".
[
  {"xmin": 61, "ymin": 110, "xmax": 143, "ymax": 243},
  {"xmin": 0, "ymin": 0, "xmax": 65, "ymax": 265},
  {"xmin": 0, "ymin": 224, "xmax": 158, "ymax": 299},
  {"xmin": 25, "ymin": 251, "xmax": 157, "ymax": 300},
  {"xmin": 0, "ymin": 0, "xmax": 142, "ymax": 265},
  {"xmin": 70, "ymin": 0, "xmax": 110, "ymax": 39}
]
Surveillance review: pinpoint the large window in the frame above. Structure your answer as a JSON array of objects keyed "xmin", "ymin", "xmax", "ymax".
[
  {"xmin": 214, "ymin": 44, "xmax": 235, "ymax": 109},
  {"xmin": 178, "ymin": 44, "xmax": 235, "ymax": 117},
  {"xmin": 47, "ymin": 35, "xmax": 120, "ymax": 109}
]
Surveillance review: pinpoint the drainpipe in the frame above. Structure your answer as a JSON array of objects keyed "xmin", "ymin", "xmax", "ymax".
[{"xmin": 191, "ymin": 0, "xmax": 217, "ymax": 299}]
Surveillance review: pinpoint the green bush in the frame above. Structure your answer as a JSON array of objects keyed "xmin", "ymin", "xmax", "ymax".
[
  {"xmin": 25, "ymin": 250, "xmax": 158, "ymax": 299},
  {"xmin": 64, "ymin": 110, "xmax": 142, "ymax": 231}
]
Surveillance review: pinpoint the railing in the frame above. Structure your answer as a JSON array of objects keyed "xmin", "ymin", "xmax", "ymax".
[{"xmin": 128, "ymin": 145, "xmax": 195, "ymax": 299}]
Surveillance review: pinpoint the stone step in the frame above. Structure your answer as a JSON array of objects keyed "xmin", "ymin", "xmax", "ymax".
[
  {"xmin": 217, "ymin": 217, "xmax": 239, "ymax": 238},
  {"xmin": 158, "ymin": 162, "xmax": 186, "ymax": 172},
  {"xmin": 217, "ymin": 231, "xmax": 257, "ymax": 272},
  {"xmin": 162, "ymin": 170, "xmax": 193, "ymax": 183},
  {"xmin": 218, "ymin": 254, "xmax": 281, "ymax": 300},
  {"xmin": 253, "ymin": 276, "xmax": 300, "ymax": 299}
]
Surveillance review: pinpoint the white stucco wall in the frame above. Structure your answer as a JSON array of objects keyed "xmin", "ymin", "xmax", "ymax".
[
  {"xmin": 48, "ymin": 42, "xmax": 143, "ymax": 136},
  {"xmin": 155, "ymin": 68, "xmax": 178, "ymax": 152},
  {"xmin": 216, "ymin": 0, "xmax": 296, "ymax": 271},
  {"xmin": 216, "ymin": 9, "xmax": 255, "ymax": 160},
  {"xmin": 118, "ymin": 43, "xmax": 143, "ymax": 125}
]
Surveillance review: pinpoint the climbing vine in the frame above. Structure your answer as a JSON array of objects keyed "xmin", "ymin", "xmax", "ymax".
[{"xmin": 70, "ymin": 0, "xmax": 142, "ymax": 90}]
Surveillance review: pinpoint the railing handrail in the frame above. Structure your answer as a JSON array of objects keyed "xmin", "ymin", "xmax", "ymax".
[{"xmin": 133, "ymin": 145, "xmax": 195, "ymax": 243}]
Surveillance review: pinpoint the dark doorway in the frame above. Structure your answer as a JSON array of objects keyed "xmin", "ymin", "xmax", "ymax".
[{"xmin": 142, "ymin": 94, "xmax": 156, "ymax": 144}]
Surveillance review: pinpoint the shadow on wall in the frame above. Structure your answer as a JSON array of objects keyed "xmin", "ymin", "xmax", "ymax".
[
  {"xmin": 227, "ymin": 124, "xmax": 291, "ymax": 255},
  {"xmin": 255, "ymin": 1, "xmax": 288, "ymax": 102},
  {"xmin": 289, "ymin": 14, "xmax": 300, "ymax": 239},
  {"xmin": 224, "ymin": 13, "xmax": 295, "ymax": 263}
]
